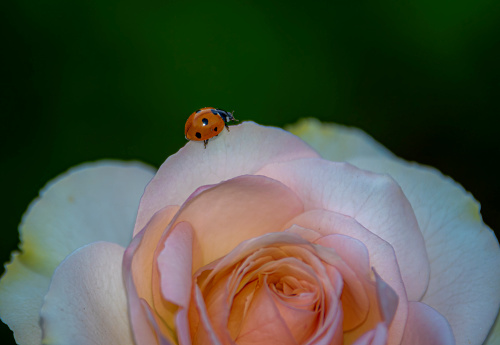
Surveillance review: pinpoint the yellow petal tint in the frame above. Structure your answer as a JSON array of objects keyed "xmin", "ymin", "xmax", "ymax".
[{"xmin": 285, "ymin": 118, "xmax": 393, "ymax": 163}]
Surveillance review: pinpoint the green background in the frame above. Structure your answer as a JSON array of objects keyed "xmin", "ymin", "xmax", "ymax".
[{"xmin": 1, "ymin": 0, "xmax": 499, "ymax": 343}]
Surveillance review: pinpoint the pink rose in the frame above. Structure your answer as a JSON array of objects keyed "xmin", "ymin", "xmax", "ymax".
[{"xmin": 1, "ymin": 120, "xmax": 499, "ymax": 345}]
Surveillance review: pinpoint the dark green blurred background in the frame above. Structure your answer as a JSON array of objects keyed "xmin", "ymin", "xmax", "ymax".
[{"xmin": 1, "ymin": 0, "xmax": 499, "ymax": 343}]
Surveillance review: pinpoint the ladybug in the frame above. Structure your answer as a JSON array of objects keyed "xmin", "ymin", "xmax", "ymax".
[{"xmin": 185, "ymin": 107, "xmax": 237, "ymax": 148}]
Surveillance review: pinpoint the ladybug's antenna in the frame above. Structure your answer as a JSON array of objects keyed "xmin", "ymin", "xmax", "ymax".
[{"xmin": 231, "ymin": 110, "xmax": 239, "ymax": 122}]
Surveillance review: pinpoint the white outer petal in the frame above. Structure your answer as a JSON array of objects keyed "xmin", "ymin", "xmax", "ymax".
[
  {"xmin": 401, "ymin": 302, "xmax": 455, "ymax": 345},
  {"xmin": 258, "ymin": 158, "xmax": 429, "ymax": 302},
  {"xmin": 293, "ymin": 119, "xmax": 500, "ymax": 345},
  {"xmin": 0, "ymin": 160, "xmax": 155, "ymax": 345},
  {"xmin": 19, "ymin": 160, "xmax": 156, "ymax": 273},
  {"xmin": 0, "ymin": 253, "xmax": 49, "ymax": 345},
  {"xmin": 285, "ymin": 118, "xmax": 393, "ymax": 162},
  {"xmin": 348, "ymin": 156, "xmax": 500, "ymax": 345},
  {"xmin": 40, "ymin": 242, "xmax": 134, "ymax": 345},
  {"xmin": 484, "ymin": 313, "xmax": 500, "ymax": 345}
]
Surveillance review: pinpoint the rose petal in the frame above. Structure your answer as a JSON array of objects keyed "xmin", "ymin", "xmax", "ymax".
[
  {"xmin": 198, "ymin": 257, "xmax": 323, "ymax": 345},
  {"xmin": 123, "ymin": 206, "xmax": 179, "ymax": 345},
  {"xmin": 158, "ymin": 221, "xmax": 194, "ymax": 308},
  {"xmin": 40, "ymin": 242, "xmax": 134, "ymax": 345},
  {"xmin": 0, "ymin": 161, "xmax": 154, "ymax": 344},
  {"xmin": 315, "ymin": 235, "xmax": 404, "ymax": 345},
  {"xmin": 192, "ymin": 285, "xmax": 225, "ymax": 345},
  {"xmin": 351, "ymin": 323, "xmax": 388, "ymax": 345},
  {"xmin": 484, "ymin": 312, "xmax": 500, "ymax": 345},
  {"xmin": 401, "ymin": 302, "xmax": 455, "ymax": 345},
  {"xmin": 285, "ymin": 118, "xmax": 393, "ymax": 162},
  {"xmin": 140, "ymin": 300, "xmax": 175, "ymax": 345},
  {"xmin": 135, "ymin": 122, "xmax": 319, "ymax": 233},
  {"xmin": 24, "ymin": 161, "xmax": 155, "ymax": 272},
  {"xmin": 284, "ymin": 213, "xmax": 409, "ymax": 344},
  {"xmin": 195, "ymin": 233, "xmax": 312, "ymax": 284},
  {"xmin": 258, "ymin": 158, "xmax": 429, "ymax": 302},
  {"xmin": 350, "ymin": 156, "xmax": 500, "ymax": 345},
  {"xmin": 161, "ymin": 175, "xmax": 304, "ymax": 269},
  {"xmin": 313, "ymin": 235, "xmax": 371, "ymax": 331},
  {"xmin": 373, "ymin": 270, "xmax": 399, "ymax": 327},
  {"xmin": 190, "ymin": 232, "xmax": 346, "ymax": 345},
  {"xmin": 0, "ymin": 254, "xmax": 48, "ymax": 345},
  {"xmin": 235, "ymin": 278, "xmax": 301, "ymax": 345},
  {"xmin": 282, "ymin": 210, "xmax": 407, "ymax": 316}
]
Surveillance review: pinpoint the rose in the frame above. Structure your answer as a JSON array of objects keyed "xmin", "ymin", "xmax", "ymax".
[{"xmin": 1, "ymin": 120, "xmax": 499, "ymax": 345}]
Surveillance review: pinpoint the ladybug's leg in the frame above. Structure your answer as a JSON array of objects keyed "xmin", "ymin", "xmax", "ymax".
[
  {"xmin": 225, "ymin": 123, "xmax": 230, "ymax": 132},
  {"xmin": 204, "ymin": 140, "xmax": 208, "ymax": 149}
]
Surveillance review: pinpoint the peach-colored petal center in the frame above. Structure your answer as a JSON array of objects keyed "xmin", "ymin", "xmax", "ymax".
[
  {"xmin": 187, "ymin": 232, "xmax": 402, "ymax": 345},
  {"xmin": 157, "ymin": 175, "xmax": 305, "ymax": 271}
]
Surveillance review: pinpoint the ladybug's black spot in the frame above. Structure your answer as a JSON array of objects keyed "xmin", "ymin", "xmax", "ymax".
[
  {"xmin": 214, "ymin": 127, "xmax": 218, "ymax": 132},
  {"xmin": 195, "ymin": 132, "xmax": 202, "ymax": 139},
  {"xmin": 202, "ymin": 118, "xmax": 209, "ymax": 126}
]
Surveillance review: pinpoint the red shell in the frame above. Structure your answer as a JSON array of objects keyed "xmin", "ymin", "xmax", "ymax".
[{"xmin": 185, "ymin": 107, "xmax": 226, "ymax": 142}]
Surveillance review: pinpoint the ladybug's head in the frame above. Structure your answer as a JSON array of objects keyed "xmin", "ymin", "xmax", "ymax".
[{"xmin": 215, "ymin": 109, "xmax": 237, "ymax": 123}]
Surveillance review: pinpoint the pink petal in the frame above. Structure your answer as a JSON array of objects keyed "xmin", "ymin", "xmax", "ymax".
[
  {"xmin": 313, "ymin": 237, "xmax": 370, "ymax": 331},
  {"xmin": 141, "ymin": 299, "xmax": 176, "ymax": 345},
  {"xmin": 191, "ymin": 232, "xmax": 345, "ymax": 345},
  {"xmin": 401, "ymin": 302, "xmax": 455, "ymax": 345},
  {"xmin": 282, "ymin": 210, "xmax": 408, "ymax": 338},
  {"xmin": 194, "ymin": 233, "xmax": 348, "ymax": 344},
  {"xmin": 163, "ymin": 175, "xmax": 304, "ymax": 269},
  {"xmin": 284, "ymin": 224, "xmax": 323, "ymax": 242},
  {"xmin": 123, "ymin": 206, "xmax": 179, "ymax": 345},
  {"xmin": 316, "ymin": 235, "xmax": 405, "ymax": 345},
  {"xmin": 282, "ymin": 210, "xmax": 405, "ymax": 301},
  {"xmin": 350, "ymin": 156, "xmax": 500, "ymax": 345},
  {"xmin": 157, "ymin": 221, "xmax": 194, "ymax": 309},
  {"xmin": 191, "ymin": 238, "xmax": 316, "ymax": 344},
  {"xmin": 191, "ymin": 284, "xmax": 227, "ymax": 345},
  {"xmin": 155, "ymin": 221, "xmax": 196, "ymax": 344},
  {"xmin": 40, "ymin": 242, "xmax": 134, "ymax": 345},
  {"xmin": 135, "ymin": 122, "xmax": 319, "ymax": 233},
  {"xmin": 124, "ymin": 250, "xmax": 159, "ymax": 344},
  {"xmin": 195, "ymin": 232, "xmax": 311, "ymax": 281},
  {"xmin": 258, "ymin": 158, "xmax": 429, "ymax": 302},
  {"xmin": 235, "ymin": 278, "xmax": 300, "ymax": 345},
  {"xmin": 175, "ymin": 308, "xmax": 192, "ymax": 345},
  {"xmin": 352, "ymin": 323, "xmax": 388, "ymax": 345},
  {"xmin": 267, "ymin": 262, "xmax": 340, "ymax": 344},
  {"xmin": 373, "ymin": 269, "xmax": 399, "ymax": 326}
]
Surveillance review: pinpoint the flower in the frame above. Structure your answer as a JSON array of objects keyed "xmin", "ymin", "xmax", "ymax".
[{"xmin": 1, "ymin": 120, "xmax": 499, "ymax": 345}]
